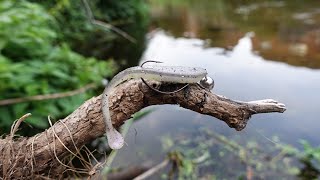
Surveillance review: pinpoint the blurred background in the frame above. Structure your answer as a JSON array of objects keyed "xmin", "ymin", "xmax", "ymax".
[{"xmin": 0, "ymin": 0, "xmax": 320, "ymax": 179}]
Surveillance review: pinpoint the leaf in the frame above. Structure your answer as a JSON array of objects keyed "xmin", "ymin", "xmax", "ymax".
[{"xmin": 12, "ymin": 103, "xmax": 29, "ymax": 116}]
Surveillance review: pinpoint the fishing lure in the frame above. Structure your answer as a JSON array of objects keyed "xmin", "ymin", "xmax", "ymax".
[{"xmin": 102, "ymin": 64, "xmax": 213, "ymax": 149}]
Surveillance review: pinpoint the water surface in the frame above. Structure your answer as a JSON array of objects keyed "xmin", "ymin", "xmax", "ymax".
[{"xmin": 112, "ymin": 1, "xmax": 320, "ymax": 178}]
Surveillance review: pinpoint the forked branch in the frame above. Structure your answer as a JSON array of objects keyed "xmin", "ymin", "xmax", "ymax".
[{"xmin": 0, "ymin": 79, "xmax": 286, "ymax": 178}]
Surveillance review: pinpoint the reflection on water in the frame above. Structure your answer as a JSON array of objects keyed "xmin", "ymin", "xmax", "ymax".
[
  {"xmin": 113, "ymin": 31, "xmax": 320, "ymax": 178},
  {"xmin": 140, "ymin": 30, "xmax": 320, "ymax": 144},
  {"xmin": 149, "ymin": 0, "xmax": 320, "ymax": 69},
  {"xmin": 112, "ymin": 1, "xmax": 320, "ymax": 178}
]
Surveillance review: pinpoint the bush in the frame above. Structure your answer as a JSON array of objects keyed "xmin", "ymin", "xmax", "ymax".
[
  {"xmin": 0, "ymin": 0, "xmax": 114, "ymax": 134},
  {"xmin": 28, "ymin": 0, "xmax": 149, "ymax": 60}
]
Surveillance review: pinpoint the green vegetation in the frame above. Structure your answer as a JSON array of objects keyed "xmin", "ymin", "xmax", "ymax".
[
  {"xmin": 159, "ymin": 128, "xmax": 320, "ymax": 179},
  {"xmin": 29, "ymin": 0, "xmax": 149, "ymax": 63},
  {"xmin": 0, "ymin": 0, "xmax": 149, "ymax": 134},
  {"xmin": 0, "ymin": 0, "xmax": 114, "ymax": 133}
]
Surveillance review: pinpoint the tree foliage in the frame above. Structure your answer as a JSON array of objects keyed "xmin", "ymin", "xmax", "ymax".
[
  {"xmin": 28, "ymin": 0, "xmax": 149, "ymax": 60},
  {"xmin": 0, "ymin": 0, "xmax": 114, "ymax": 134}
]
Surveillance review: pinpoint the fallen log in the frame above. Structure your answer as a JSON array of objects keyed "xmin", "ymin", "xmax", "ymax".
[{"xmin": 0, "ymin": 79, "xmax": 286, "ymax": 178}]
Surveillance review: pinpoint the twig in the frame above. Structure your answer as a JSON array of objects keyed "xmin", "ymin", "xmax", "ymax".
[
  {"xmin": 48, "ymin": 116, "xmax": 91, "ymax": 168},
  {"xmin": 133, "ymin": 159, "xmax": 170, "ymax": 180},
  {"xmin": 81, "ymin": 0, "xmax": 136, "ymax": 43},
  {"xmin": 0, "ymin": 83, "xmax": 96, "ymax": 106},
  {"xmin": 48, "ymin": 116, "xmax": 89, "ymax": 174},
  {"xmin": 31, "ymin": 134, "xmax": 39, "ymax": 178},
  {"xmin": 10, "ymin": 113, "xmax": 32, "ymax": 137},
  {"xmin": 246, "ymin": 166, "xmax": 253, "ymax": 180},
  {"xmin": 59, "ymin": 120, "xmax": 94, "ymax": 171}
]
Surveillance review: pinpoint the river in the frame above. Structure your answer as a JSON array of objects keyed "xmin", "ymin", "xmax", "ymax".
[{"xmin": 112, "ymin": 1, "xmax": 320, "ymax": 178}]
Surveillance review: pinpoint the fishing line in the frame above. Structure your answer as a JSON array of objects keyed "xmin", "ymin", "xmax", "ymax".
[{"xmin": 246, "ymin": 122, "xmax": 281, "ymax": 146}]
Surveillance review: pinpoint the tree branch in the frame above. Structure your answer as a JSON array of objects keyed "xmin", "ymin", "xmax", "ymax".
[
  {"xmin": 0, "ymin": 83, "xmax": 96, "ymax": 106},
  {"xmin": 0, "ymin": 79, "xmax": 286, "ymax": 178}
]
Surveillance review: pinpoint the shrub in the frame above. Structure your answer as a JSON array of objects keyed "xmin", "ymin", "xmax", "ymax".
[{"xmin": 0, "ymin": 0, "xmax": 114, "ymax": 134}]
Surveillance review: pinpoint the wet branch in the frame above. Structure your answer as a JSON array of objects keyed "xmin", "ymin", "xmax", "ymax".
[{"xmin": 0, "ymin": 79, "xmax": 286, "ymax": 178}]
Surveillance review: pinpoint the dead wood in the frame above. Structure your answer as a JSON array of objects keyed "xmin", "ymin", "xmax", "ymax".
[{"xmin": 0, "ymin": 79, "xmax": 286, "ymax": 178}]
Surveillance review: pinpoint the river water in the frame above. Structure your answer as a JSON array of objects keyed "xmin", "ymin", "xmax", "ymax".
[{"xmin": 112, "ymin": 1, "xmax": 320, "ymax": 178}]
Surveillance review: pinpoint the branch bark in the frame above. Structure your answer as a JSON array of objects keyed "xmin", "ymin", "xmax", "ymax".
[{"xmin": 0, "ymin": 79, "xmax": 286, "ymax": 178}]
